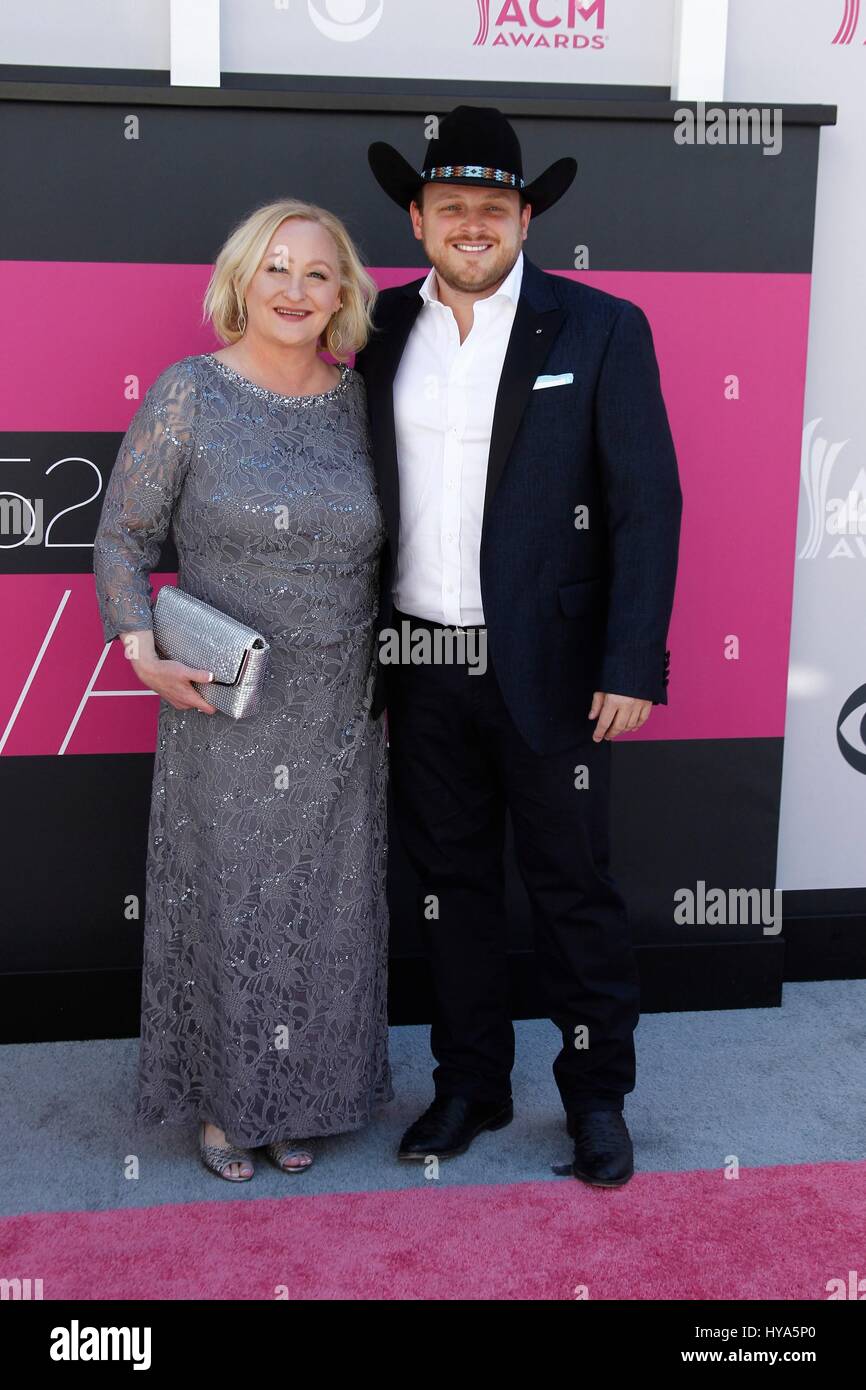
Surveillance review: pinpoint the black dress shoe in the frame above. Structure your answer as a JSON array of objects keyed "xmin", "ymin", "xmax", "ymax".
[
  {"xmin": 397, "ymin": 1094, "xmax": 513, "ymax": 1160},
  {"xmin": 566, "ymin": 1111, "xmax": 633, "ymax": 1187}
]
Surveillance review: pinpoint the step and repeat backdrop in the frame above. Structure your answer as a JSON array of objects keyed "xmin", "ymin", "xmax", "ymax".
[{"xmin": 0, "ymin": 83, "xmax": 833, "ymax": 1034}]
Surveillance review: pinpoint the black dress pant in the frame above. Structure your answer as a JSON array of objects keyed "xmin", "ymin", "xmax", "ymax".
[{"xmin": 385, "ymin": 611, "xmax": 640, "ymax": 1116}]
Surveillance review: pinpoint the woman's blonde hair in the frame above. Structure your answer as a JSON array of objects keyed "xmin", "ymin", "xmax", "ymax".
[{"xmin": 202, "ymin": 199, "xmax": 377, "ymax": 360}]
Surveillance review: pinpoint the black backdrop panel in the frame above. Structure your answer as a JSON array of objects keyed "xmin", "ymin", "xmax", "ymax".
[{"xmin": 0, "ymin": 94, "xmax": 821, "ymax": 271}]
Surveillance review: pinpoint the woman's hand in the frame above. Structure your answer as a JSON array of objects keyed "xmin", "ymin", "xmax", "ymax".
[
  {"xmin": 121, "ymin": 628, "xmax": 217, "ymax": 714},
  {"xmin": 134, "ymin": 656, "xmax": 218, "ymax": 714}
]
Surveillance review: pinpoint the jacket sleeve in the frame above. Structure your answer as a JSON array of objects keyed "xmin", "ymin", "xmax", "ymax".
[
  {"xmin": 93, "ymin": 358, "xmax": 198, "ymax": 645},
  {"xmin": 594, "ymin": 301, "xmax": 682, "ymax": 703}
]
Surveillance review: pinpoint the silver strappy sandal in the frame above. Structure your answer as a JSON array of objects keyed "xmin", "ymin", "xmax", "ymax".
[
  {"xmin": 265, "ymin": 1139, "xmax": 314, "ymax": 1174},
  {"xmin": 199, "ymin": 1121, "xmax": 255, "ymax": 1182}
]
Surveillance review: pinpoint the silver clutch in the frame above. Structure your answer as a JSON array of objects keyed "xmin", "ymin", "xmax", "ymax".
[{"xmin": 152, "ymin": 585, "xmax": 270, "ymax": 720}]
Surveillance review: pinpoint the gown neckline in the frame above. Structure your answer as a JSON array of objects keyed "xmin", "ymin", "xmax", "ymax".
[{"xmin": 203, "ymin": 352, "xmax": 351, "ymax": 405}]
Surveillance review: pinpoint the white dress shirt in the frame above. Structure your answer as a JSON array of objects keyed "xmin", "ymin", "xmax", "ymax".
[{"xmin": 391, "ymin": 249, "xmax": 524, "ymax": 626}]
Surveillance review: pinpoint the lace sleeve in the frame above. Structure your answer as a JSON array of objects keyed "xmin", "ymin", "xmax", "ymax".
[{"xmin": 93, "ymin": 358, "xmax": 199, "ymax": 645}]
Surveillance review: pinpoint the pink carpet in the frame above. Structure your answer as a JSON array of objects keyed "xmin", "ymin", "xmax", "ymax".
[{"xmin": 3, "ymin": 1161, "xmax": 863, "ymax": 1300}]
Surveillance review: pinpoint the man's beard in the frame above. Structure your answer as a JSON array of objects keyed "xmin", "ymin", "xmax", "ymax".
[{"xmin": 429, "ymin": 240, "xmax": 518, "ymax": 295}]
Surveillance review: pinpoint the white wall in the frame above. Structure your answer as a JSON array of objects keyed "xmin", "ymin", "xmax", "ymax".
[
  {"xmin": 0, "ymin": 0, "xmax": 674, "ymax": 85},
  {"xmin": 0, "ymin": 0, "xmax": 170, "ymax": 68},
  {"xmin": 725, "ymin": 0, "xmax": 866, "ymax": 889}
]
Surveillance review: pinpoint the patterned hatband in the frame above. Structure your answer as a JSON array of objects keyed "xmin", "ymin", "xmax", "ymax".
[{"xmin": 420, "ymin": 164, "xmax": 526, "ymax": 189}]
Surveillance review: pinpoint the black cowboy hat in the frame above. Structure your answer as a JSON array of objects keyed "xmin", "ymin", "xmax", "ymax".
[{"xmin": 368, "ymin": 104, "xmax": 577, "ymax": 217}]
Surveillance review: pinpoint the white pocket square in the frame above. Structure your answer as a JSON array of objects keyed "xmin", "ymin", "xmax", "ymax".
[{"xmin": 533, "ymin": 372, "xmax": 574, "ymax": 390}]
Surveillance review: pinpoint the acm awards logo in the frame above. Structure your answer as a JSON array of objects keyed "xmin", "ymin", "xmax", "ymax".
[
  {"xmin": 473, "ymin": 0, "xmax": 608, "ymax": 51},
  {"xmin": 832, "ymin": 0, "xmax": 865, "ymax": 43},
  {"xmin": 798, "ymin": 420, "xmax": 866, "ymax": 562},
  {"xmin": 798, "ymin": 419, "xmax": 866, "ymax": 777}
]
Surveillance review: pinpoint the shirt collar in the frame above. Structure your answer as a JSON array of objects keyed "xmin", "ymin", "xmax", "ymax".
[{"xmin": 419, "ymin": 249, "xmax": 524, "ymax": 309}]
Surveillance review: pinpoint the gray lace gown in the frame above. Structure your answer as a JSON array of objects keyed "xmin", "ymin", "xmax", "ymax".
[{"xmin": 93, "ymin": 352, "xmax": 393, "ymax": 1146}]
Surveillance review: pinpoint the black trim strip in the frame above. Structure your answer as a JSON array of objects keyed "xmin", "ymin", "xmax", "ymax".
[
  {"xmin": 0, "ymin": 63, "xmax": 671, "ymax": 102},
  {"xmin": 2, "ymin": 921, "xmax": 861, "ymax": 1044},
  {"xmin": 0, "ymin": 78, "xmax": 837, "ymax": 125},
  {"xmin": 0, "ymin": 941, "xmax": 786, "ymax": 1043}
]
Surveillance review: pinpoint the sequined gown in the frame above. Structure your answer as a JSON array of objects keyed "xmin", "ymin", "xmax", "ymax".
[{"xmin": 93, "ymin": 353, "xmax": 393, "ymax": 1145}]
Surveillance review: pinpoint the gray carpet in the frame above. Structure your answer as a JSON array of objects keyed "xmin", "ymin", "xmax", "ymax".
[{"xmin": 1, "ymin": 979, "xmax": 863, "ymax": 1217}]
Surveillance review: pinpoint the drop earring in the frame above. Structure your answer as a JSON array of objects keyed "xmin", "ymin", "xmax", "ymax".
[{"xmin": 329, "ymin": 305, "xmax": 344, "ymax": 354}]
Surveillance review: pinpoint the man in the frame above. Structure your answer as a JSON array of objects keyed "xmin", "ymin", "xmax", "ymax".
[{"xmin": 354, "ymin": 106, "xmax": 682, "ymax": 1186}]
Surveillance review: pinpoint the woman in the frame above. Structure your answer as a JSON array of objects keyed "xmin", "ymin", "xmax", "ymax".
[{"xmin": 93, "ymin": 199, "xmax": 392, "ymax": 1180}]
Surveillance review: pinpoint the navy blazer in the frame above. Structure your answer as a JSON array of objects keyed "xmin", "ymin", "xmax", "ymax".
[{"xmin": 354, "ymin": 253, "xmax": 683, "ymax": 756}]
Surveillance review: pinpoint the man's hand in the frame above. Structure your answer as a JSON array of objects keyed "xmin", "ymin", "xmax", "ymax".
[{"xmin": 588, "ymin": 691, "xmax": 652, "ymax": 742}]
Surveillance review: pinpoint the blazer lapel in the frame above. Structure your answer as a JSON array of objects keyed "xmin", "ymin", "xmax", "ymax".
[
  {"xmin": 483, "ymin": 254, "xmax": 565, "ymax": 526},
  {"xmin": 365, "ymin": 279, "xmax": 425, "ymax": 558}
]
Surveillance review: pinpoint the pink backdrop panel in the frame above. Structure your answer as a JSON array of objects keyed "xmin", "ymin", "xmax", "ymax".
[
  {"xmin": 0, "ymin": 261, "xmax": 219, "ymax": 432},
  {"xmin": 0, "ymin": 263, "xmax": 811, "ymax": 748},
  {"xmin": 374, "ymin": 267, "xmax": 812, "ymax": 744},
  {"xmin": 0, "ymin": 573, "xmax": 175, "ymax": 756}
]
